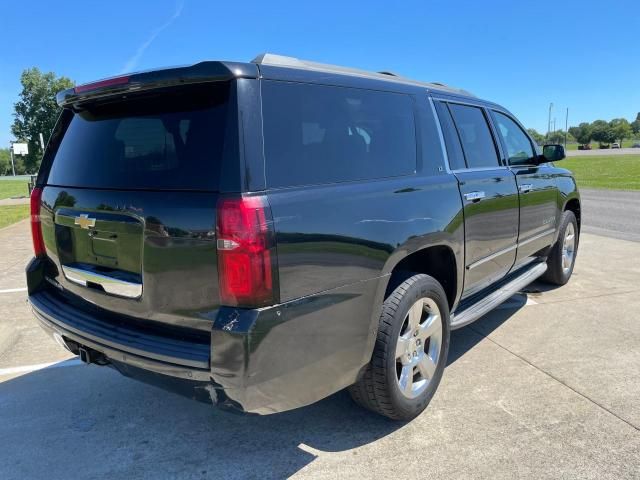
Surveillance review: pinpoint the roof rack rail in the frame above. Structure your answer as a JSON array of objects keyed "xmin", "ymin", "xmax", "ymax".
[{"xmin": 251, "ymin": 53, "xmax": 475, "ymax": 97}]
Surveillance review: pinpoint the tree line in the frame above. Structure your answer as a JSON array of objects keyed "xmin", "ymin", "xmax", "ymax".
[
  {"xmin": 567, "ymin": 116, "xmax": 639, "ymax": 147},
  {"xmin": 526, "ymin": 115, "xmax": 640, "ymax": 148}
]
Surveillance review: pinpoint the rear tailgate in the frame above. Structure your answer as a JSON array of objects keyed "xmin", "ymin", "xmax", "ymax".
[{"xmin": 36, "ymin": 80, "xmax": 239, "ymax": 333}]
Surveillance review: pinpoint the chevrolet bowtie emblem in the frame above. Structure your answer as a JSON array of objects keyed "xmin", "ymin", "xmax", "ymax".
[{"xmin": 75, "ymin": 214, "xmax": 96, "ymax": 230}]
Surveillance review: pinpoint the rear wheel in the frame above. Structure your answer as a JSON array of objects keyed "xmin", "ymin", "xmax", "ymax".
[
  {"xmin": 349, "ymin": 274, "xmax": 450, "ymax": 420},
  {"xmin": 541, "ymin": 210, "xmax": 579, "ymax": 285}
]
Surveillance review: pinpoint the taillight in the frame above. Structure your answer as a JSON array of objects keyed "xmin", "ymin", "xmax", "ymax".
[
  {"xmin": 30, "ymin": 187, "xmax": 45, "ymax": 257},
  {"xmin": 216, "ymin": 195, "xmax": 277, "ymax": 308}
]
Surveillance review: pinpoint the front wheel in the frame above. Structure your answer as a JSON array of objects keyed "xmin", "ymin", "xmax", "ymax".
[
  {"xmin": 349, "ymin": 274, "xmax": 450, "ymax": 420},
  {"xmin": 541, "ymin": 210, "xmax": 579, "ymax": 285}
]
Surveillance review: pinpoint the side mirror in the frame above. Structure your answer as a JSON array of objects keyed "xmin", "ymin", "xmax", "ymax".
[{"xmin": 542, "ymin": 144, "xmax": 566, "ymax": 162}]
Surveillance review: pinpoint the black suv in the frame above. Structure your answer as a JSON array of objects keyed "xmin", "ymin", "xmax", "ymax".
[{"xmin": 27, "ymin": 54, "xmax": 580, "ymax": 420}]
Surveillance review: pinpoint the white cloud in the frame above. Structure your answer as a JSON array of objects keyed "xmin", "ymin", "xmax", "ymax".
[{"xmin": 120, "ymin": 0, "xmax": 184, "ymax": 74}]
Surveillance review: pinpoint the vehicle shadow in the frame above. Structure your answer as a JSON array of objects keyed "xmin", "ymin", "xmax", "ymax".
[
  {"xmin": 0, "ymin": 360, "xmax": 401, "ymax": 479},
  {"xmin": 0, "ymin": 287, "xmax": 550, "ymax": 479},
  {"xmin": 447, "ymin": 288, "xmax": 542, "ymax": 366}
]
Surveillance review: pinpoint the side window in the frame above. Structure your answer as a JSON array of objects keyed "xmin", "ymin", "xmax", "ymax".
[
  {"xmin": 491, "ymin": 111, "xmax": 536, "ymax": 166},
  {"xmin": 262, "ymin": 81, "xmax": 416, "ymax": 188},
  {"xmin": 434, "ymin": 101, "xmax": 466, "ymax": 170},
  {"xmin": 448, "ymin": 103, "xmax": 500, "ymax": 169}
]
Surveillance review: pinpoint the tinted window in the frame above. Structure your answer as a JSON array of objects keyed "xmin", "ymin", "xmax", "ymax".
[
  {"xmin": 492, "ymin": 111, "xmax": 535, "ymax": 166},
  {"xmin": 47, "ymin": 84, "xmax": 230, "ymax": 190},
  {"xmin": 262, "ymin": 81, "xmax": 416, "ymax": 188},
  {"xmin": 448, "ymin": 104, "xmax": 500, "ymax": 169},
  {"xmin": 434, "ymin": 101, "xmax": 466, "ymax": 170}
]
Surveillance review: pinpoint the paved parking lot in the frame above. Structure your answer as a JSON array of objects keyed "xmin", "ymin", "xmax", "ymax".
[
  {"xmin": 566, "ymin": 147, "xmax": 640, "ymax": 156},
  {"xmin": 1, "ymin": 211, "xmax": 639, "ymax": 479}
]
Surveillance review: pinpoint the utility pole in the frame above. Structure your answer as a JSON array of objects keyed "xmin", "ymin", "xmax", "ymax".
[
  {"xmin": 9, "ymin": 144, "xmax": 16, "ymax": 176},
  {"xmin": 565, "ymin": 108, "xmax": 569, "ymax": 148},
  {"xmin": 547, "ymin": 103, "xmax": 554, "ymax": 139},
  {"xmin": 39, "ymin": 133, "xmax": 45, "ymax": 150}
]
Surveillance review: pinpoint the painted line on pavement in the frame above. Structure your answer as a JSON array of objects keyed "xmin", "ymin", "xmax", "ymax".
[
  {"xmin": 0, "ymin": 287, "xmax": 27, "ymax": 294},
  {"xmin": 0, "ymin": 358, "xmax": 83, "ymax": 376}
]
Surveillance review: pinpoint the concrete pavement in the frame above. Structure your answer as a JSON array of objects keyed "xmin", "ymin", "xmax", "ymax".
[
  {"xmin": 1, "ymin": 219, "xmax": 639, "ymax": 479},
  {"xmin": 0, "ymin": 197, "xmax": 29, "ymax": 206}
]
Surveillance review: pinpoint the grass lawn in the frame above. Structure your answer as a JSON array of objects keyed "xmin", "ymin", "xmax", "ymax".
[
  {"xmin": 0, "ymin": 205, "xmax": 29, "ymax": 229},
  {"xmin": 561, "ymin": 155, "xmax": 640, "ymax": 190},
  {"xmin": 0, "ymin": 178, "xmax": 30, "ymax": 200}
]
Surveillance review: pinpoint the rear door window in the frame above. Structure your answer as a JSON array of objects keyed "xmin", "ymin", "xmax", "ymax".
[
  {"xmin": 434, "ymin": 101, "xmax": 466, "ymax": 170},
  {"xmin": 448, "ymin": 103, "xmax": 500, "ymax": 169},
  {"xmin": 46, "ymin": 84, "xmax": 231, "ymax": 190},
  {"xmin": 262, "ymin": 81, "xmax": 417, "ymax": 188}
]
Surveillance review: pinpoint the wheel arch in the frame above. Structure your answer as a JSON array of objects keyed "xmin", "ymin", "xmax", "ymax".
[
  {"xmin": 383, "ymin": 245, "xmax": 459, "ymax": 311},
  {"xmin": 563, "ymin": 197, "xmax": 581, "ymax": 232}
]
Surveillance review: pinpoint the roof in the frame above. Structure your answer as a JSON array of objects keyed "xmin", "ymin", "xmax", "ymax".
[{"xmin": 251, "ymin": 53, "xmax": 476, "ymax": 98}]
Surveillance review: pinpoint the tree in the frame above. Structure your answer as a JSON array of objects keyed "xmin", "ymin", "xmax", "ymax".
[
  {"xmin": 527, "ymin": 128, "xmax": 545, "ymax": 145},
  {"xmin": 569, "ymin": 123, "xmax": 592, "ymax": 146},
  {"xmin": 0, "ymin": 148, "xmax": 11, "ymax": 175},
  {"xmin": 609, "ymin": 118, "xmax": 633, "ymax": 145},
  {"xmin": 631, "ymin": 112, "xmax": 640, "ymax": 136},
  {"xmin": 547, "ymin": 130, "xmax": 568, "ymax": 144},
  {"xmin": 11, "ymin": 68, "xmax": 74, "ymax": 173},
  {"xmin": 591, "ymin": 119, "xmax": 616, "ymax": 145}
]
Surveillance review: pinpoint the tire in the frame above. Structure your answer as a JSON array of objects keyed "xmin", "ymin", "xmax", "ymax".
[
  {"xmin": 349, "ymin": 274, "xmax": 450, "ymax": 421},
  {"xmin": 541, "ymin": 210, "xmax": 579, "ymax": 286}
]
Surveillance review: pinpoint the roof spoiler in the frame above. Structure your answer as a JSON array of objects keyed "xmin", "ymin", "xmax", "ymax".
[{"xmin": 57, "ymin": 61, "xmax": 259, "ymax": 107}]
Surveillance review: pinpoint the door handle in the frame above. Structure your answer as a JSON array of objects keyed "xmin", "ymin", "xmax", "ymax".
[
  {"xmin": 463, "ymin": 191, "xmax": 486, "ymax": 202},
  {"xmin": 519, "ymin": 184, "xmax": 533, "ymax": 194}
]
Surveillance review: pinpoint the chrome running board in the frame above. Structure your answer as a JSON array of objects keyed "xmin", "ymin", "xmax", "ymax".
[{"xmin": 450, "ymin": 262, "xmax": 547, "ymax": 330}]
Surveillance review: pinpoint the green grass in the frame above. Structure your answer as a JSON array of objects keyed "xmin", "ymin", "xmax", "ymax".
[
  {"xmin": 0, "ymin": 205, "xmax": 29, "ymax": 229},
  {"xmin": 0, "ymin": 178, "xmax": 30, "ymax": 200},
  {"xmin": 561, "ymin": 155, "xmax": 640, "ymax": 190}
]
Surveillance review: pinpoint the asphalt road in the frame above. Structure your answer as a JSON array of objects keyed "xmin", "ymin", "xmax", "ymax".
[
  {"xmin": 1, "ymin": 201, "xmax": 639, "ymax": 478},
  {"xmin": 566, "ymin": 147, "xmax": 640, "ymax": 156},
  {"xmin": 580, "ymin": 188, "xmax": 640, "ymax": 242}
]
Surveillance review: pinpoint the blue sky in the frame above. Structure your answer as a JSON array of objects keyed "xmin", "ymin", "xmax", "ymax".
[{"xmin": 1, "ymin": 0, "xmax": 638, "ymax": 147}]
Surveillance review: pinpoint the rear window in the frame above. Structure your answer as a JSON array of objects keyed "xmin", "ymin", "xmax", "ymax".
[
  {"xmin": 262, "ymin": 81, "xmax": 416, "ymax": 188},
  {"xmin": 447, "ymin": 103, "xmax": 500, "ymax": 169},
  {"xmin": 46, "ymin": 84, "xmax": 231, "ymax": 190}
]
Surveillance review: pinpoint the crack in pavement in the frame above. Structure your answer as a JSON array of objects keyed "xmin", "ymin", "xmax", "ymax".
[{"xmin": 469, "ymin": 326, "xmax": 640, "ymax": 433}]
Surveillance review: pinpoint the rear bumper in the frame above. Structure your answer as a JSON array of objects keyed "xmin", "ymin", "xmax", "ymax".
[{"xmin": 27, "ymin": 258, "xmax": 381, "ymax": 414}]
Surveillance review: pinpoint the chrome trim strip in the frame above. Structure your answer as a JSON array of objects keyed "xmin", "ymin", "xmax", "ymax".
[
  {"xmin": 467, "ymin": 243, "xmax": 517, "ymax": 270},
  {"xmin": 467, "ymin": 228, "xmax": 556, "ymax": 271},
  {"xmin": 428, "ymin": 96, "xmax": 451, "ymax": 173},
  {"xmin": 451, "ymin": 166, "xmax": 509, "ymax": 173},
  {"xmin": 518, "ymin": 228, "xmax": 555, "ymax": 247},
  {"xmin": 451, "ymin": 262, "xmax": 547, "ymax": 330},
  {"xmin": 62, "ymin": 266, "xmax": 142, "ymax": 299},
  {"xmin": 431, "ymin": 96, "xmax": 489, "ymax": 109}
]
